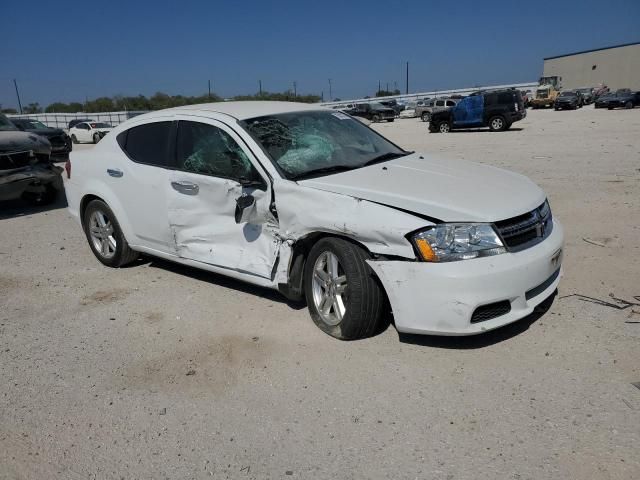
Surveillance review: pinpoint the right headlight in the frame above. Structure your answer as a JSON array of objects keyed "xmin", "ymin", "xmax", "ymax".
[{"xmin": 411, "ymin": 223, "xmax": 505, "ymax": 262}]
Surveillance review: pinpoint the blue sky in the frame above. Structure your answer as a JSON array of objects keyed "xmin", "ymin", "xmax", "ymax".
[{"xmin": 1, "ymin": 0, "xmax": 638, "ymax": 108}]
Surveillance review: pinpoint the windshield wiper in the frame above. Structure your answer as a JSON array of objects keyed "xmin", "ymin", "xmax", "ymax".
[
  {"xmin": 290, "ymin": 164, "xmax": 357, "ymax": 181},
  {"xmin": 362, "ymin": 151, "xmax": 411, "ymax": 167}
]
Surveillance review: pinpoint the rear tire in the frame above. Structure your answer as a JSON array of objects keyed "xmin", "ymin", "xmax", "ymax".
[
  {"xmin": 625, "ymin": 101, "xmax": 633, "ymax": 109},
  {"xmin": 82, "ymin": 199, "xmax": 139, "ymax": 268},
  {"xmin": 71, "ymin": 134, "xmax": 78, "ymax": 144},
  {"xmin": 93, "ymin": 133, "xmax": 101, "ymax": 144},
  {"xmin": 488, "ymin": 116, "xmax": 506, "ymax": 131},
  {"xmin": 304, "ymin": 237, "xmax": 387, "ymax": 340},
  {"xmin": 372, "ymin": 114, "xmax": 381, "ymax": 123}
]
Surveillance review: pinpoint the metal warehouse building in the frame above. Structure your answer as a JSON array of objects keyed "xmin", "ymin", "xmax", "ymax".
[{"xmin": 543, "ymin": 42, "xmax": 640, "ymax": 91}]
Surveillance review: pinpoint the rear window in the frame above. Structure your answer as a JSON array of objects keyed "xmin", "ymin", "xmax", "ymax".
[
  {"xmin": 497, "ymin": 92, "xmax": 514, "ymax": 104},
  {"xmin": 117, "ymin": 121, "xmax": 172, "ymax": 167}
]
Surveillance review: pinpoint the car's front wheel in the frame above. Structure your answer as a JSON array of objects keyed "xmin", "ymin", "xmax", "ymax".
[
  {"xmin": 438, "ymin": 121, "xmax": 451, "ymax": 133},
  {"xmin": 83, "ymin": 199, "xmax": 139, "ymax": 267},
  {"xmin": 625, "ymin": 101, "xmax": 633, "ymax": 109},
  {"xmin": 304, "ymin": 237, "xmax": 387, "ymax": 340}
]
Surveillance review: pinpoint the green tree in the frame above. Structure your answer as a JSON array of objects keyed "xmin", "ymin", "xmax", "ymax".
[{"xmin": 23, "ymin": 103, "xmax": 42, "ymax": 114}]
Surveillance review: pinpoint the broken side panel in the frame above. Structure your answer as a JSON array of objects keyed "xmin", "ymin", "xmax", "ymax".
[{"xmin": 166, "ymin": 170, "xmax": 280, "ymax": 279}]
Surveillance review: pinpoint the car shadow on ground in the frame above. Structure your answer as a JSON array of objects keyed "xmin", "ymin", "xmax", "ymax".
[
  {"xmin": 447, "ymin": 127, "xmax": 524, "ymax": 133},
  {"xmin": 397, "ymin": 290, "xmax": 557, "ymax": 349},
  {"xmin": 0, "ymin": 191, "xmax": 68, "ymax": 220},
  {"xmin": 142, "ymin": 256, "xmax": 307, "ymax": 310}
]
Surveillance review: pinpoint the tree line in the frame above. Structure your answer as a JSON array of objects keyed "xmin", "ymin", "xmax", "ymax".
[{"xmin": 1, "ymin": 90, "xmax": 323, "ymax": 114}]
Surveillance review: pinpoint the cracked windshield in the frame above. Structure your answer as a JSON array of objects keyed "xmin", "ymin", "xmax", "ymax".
[{"xmin": 243, "ymin": 111, "xmax": 407, "ymax": 179}]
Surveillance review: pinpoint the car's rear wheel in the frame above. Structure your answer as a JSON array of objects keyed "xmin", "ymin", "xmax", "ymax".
[
  {"xmin": 489, "ymin": 116, "xmax": 506, "ymax": 131},
  {"xmin": 625, "ymin": 101, "xmax": 633, "ymax": 109},
  {"xmin": 421, "ymin": 112, "xmax": 431, "ymax": 122},
  {"xmin": 93, "ymin": 133, "xmax": 101, "ymax": 144},
  {"xmin": 438, "ymin": 121, "xmax": 451, "ymax": 133},
  {"xmin": 304, "ymin": 237, "xmax": 387, "ymax": 340},
  {"xmin": 83, "ymin": 199, "xmax": 139, "ymax": 267},
  {"xmin": 71, "ymin": 134, "xmax": 78, "ymax": 144},
  {"xmin": 372, "ymin": 114, "xmax": 381, "ymax": 123}
]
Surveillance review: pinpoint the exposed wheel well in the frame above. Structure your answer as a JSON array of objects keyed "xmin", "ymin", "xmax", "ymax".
[
  {"xmin": 278, "ymin": 232, "xmax": 377, "ymax": 302},
  {"xmin": 79, "ymin": 194, "xmax": 105, "ymax": 224}
]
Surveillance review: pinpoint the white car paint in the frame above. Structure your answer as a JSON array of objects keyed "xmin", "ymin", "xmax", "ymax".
[
  {"xmin": 64, "ymin": 101, "xmax": 563, "ymax": 336},
  {"xmin": 69, "ymin": 121, "xmax": 113, "ymax": 144}
]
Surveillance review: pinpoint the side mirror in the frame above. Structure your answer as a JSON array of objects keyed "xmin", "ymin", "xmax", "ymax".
[{"xmin": 235, "ymin": 194, "xmax": 256, "ymax": 224}]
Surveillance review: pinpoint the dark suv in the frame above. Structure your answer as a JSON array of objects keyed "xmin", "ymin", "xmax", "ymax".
[
  {"xmin": 10, "ymin": 118, "xmax": 72, "ymax": 157},
  {"xmin": 429, "ymin": 89, "xmax": 525, "ymax": 133},
  {"xmin": 350, "ymin": 102, "xmax": 396, "ymax": 122}
]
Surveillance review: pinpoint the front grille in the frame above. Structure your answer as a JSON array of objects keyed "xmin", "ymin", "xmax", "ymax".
[
  {"xmin": 471, "ymin": 300, "xmax": 511, "ymax": 323},
  {"xmin": 494, "ymin": 202, "xmax": 553, "ymax": 252},
  {"xmin": 0, "ymin": 150, "xmax": 33, "ymax": 170}
]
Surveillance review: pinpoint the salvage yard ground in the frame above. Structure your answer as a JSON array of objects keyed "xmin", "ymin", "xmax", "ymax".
[{"xmin": 1, "ymin": 107, "xmax": 639, "ymax": 479}]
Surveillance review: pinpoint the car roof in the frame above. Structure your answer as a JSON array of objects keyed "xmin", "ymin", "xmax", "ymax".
[{"xmin": 162, "ymin": 101, "xmax": 325, "ymax": 120}]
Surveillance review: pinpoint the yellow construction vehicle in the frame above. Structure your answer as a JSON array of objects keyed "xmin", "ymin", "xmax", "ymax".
[{"xmin": 530, "ymin": 76, "xmax": 562, "ymax": 109}]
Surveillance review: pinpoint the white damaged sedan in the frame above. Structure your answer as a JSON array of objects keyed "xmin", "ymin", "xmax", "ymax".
[{"xmin": 64, "ymin": 102, "xmax": 563, "ymax": 339}]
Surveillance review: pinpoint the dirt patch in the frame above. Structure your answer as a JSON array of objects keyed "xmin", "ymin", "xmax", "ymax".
[
  {"xmin": 116, "ymin": 335, "xmax": 275, "ymax": 396},
  {"xmin": 80, "ymin": 288, "xmax": 130, "ymax": 306}
]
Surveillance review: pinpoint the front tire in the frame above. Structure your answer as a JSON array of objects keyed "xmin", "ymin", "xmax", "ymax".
[
  {"xmin": 438, "ymin": 121, "xmax": 451, "ymax": 133},
  {"xmin": 372, "ymin": 114, "xmax": 381, "ymax": 123},
  {"xmin": 304, "ymin": 237, "xmax": 386, "ymax": 340},
  {"xmin": 82, "ymin": 199, "xmax": 139, "ymax": 267},
  {"xmin": 625, "ymin": 101, "xmax": 633, "ymax": 109}
]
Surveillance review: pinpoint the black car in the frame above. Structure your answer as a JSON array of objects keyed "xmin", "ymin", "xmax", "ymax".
[
  {"xmin": 68, "ymin": 118, "xmax": 93, "ymax": 129},
  {"xmin": 10, "ymin": 118, "xmax": 72, "ymax": 157},
  {"xmin": 1, "ymin": 114, "xmax": 62, "ymax": 205},
  {"xmin": 596, "ymin": 89, "xmax": 640, "ymax": 110},
  {"xmin": 429, "ymin": 89, "xmax": 525, "ymax": 133},
  {"xmin": 378, "ymin": 100, "xmax": 403, "ymax": 116},
  {"xmin": 554, "ymin": 91, "xmax": 581, "ymax": 110},
  {"xmin": 350, "ymin": 102, "xmax": 396, "ymax": 122}
]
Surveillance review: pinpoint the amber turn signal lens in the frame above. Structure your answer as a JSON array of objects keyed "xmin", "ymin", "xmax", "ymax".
[{"xmin": 415, "ymin": 238, "xmax": 437, "ymax": 262}]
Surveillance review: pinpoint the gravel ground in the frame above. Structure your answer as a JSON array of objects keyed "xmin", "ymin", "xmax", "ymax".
[{"xmin": 1, "ymin": 106, "xmax": 639, "ymax": 479}]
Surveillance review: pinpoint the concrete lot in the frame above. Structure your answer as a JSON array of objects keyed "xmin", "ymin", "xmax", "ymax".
[{"xmin": 1, "ymin": 107, "xmax": 639, "ymax": 479}]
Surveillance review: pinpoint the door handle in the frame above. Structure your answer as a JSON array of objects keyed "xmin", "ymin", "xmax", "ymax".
[
  {"xmin": 107, "ymin": 169, "xmax": 123, "ymax": 178},
  {"xmin": 171, "ymin": 181, "xmax": 199, "ymax": 195}
]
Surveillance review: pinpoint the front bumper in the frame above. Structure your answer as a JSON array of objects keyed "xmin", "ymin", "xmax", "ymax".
[{"xmin": 368, "ymin": 219, "xmax": 564, "ymax": 335}]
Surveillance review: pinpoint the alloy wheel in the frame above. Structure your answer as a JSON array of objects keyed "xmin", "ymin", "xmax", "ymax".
[
  {"xmin": 88, "ymin": 210, "xmax": 116, "ymax": 259},
  {"xmin": 311, "ymin": 251, "xmax": 348, "ymax": 326}
]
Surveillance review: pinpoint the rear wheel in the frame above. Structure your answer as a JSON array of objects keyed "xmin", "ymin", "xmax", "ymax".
[
  {"xmin": 489, "ymin": 116, "xmax": 506, "ymax": 131},
  {"xmin": 83, "ymin": 199, "xmax": 139, "ymax": 267},
  {"xmin": 625, "ymin": 101, "xmax": 633, "ymax": 109},
  {"xmin": 93, "ymin": 133, "xmax": 101, "ymax": 144},
  {"xmin": 304, "ymin": 237, "xmax": 387, "ymax": 340},
  {"xmin": 372, "ymin": 114, "xmax": 381, "ymax": 123},
  {"xmin": 71, "ymin": 134, "xmax": 78, "ymax": 144}
]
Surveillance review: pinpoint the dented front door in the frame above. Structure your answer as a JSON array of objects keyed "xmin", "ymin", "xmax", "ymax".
[{"xmin": 166, "ymin": 117, "xmax": 280, "ymax": 279}]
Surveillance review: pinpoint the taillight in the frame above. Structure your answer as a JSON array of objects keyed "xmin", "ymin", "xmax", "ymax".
[{"xmin": 65, "ymin": 159, "xmax": 71, "ymax": 179}]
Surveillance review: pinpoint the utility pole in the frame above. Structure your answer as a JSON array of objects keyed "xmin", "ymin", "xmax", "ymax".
[
  {"xmin": 328, "ymin": 79, "xmax": 332, "ymax": 101},
  {"xmin": 386, "ymin": 82, "xmax": 389, "ymax": 94},
  {"xmin": 406, "ymin": 62, "xmax": 409, "ymax": 95},
  {"xmin": 259, "ymin": 80, "xmax": 262, "ymax": 96},
  {"xmin": 293, "ymin": 81, "xmax": 297, "ymax": 97},
  {"xmin": 208, "ymin": 80, "xmax": 211, "ymax": 100},
  {"xmin": 13, "ymin": 79, "xmax": 23, "ymax": 114},
  {"xmin": 378, "ymin": 80, "xmax": 381, "ymax": 95}
]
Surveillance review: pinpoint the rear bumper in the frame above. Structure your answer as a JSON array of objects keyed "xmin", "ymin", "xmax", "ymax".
[{"xmin": 369, "ymin": 219, "xmax": 564, "ymax": 335}]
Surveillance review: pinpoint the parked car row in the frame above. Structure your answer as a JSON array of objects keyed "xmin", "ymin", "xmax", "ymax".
[
  {"xmin": 594, "ymin": 89, "xmax": 640, "ymax": 109},
  {"xmin": 0, "ymin": 113, "xmax": 63, "ymax": 205}
]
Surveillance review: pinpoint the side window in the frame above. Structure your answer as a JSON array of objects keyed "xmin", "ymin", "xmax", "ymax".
[
  {"xmin": 435, "ymin": 100, "xmax": 445, "ymax": 107},
  {"xmin": 176, "ymin": 121, "xmax": 260, "ymax": 181},
  {"xmin": 497, "ymin": 92, "xmax": 513, "ymax": 104},
  {"xmin": 77, "ymin": 123, "xmax": 88, "ymax": 130},
  {"xmin": 119, "ymin": 121, "xmax": 172, "ymax": 167},
  {"xmin": 485, "ymin": 94, "xmax": 497, "ymax": 106},
  {"xmin": 446, "ymin": 100, "xmax": 456, "ymax": 107}
]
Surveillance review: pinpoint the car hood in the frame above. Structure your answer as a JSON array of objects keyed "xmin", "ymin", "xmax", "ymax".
[
  {"xmin": 30, "ymin": 128, "xmax": 66, "ymax": 137},
  {"xmin": 557, "ymin": 96, "xmax": 575, "ymax": 101},
  {"xmin": 0, "ymin": 130, "xmax": 51, "ymax": 154},
  {"xmin": 299, "ymin": 153, "xmax": 545, "ymax": 222}
]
